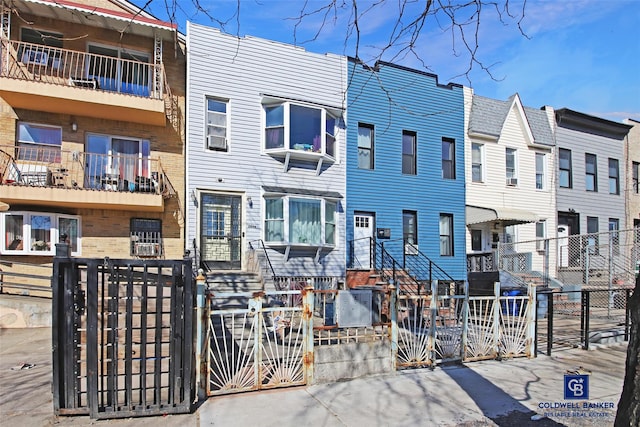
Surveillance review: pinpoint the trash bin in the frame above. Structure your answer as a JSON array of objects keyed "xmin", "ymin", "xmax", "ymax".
[
  {"xmin": 537, "ymin": 293, "xmax": 548, "ymax": 319},
  {"xmin": 324, "ymin": 301, "xmax": 335, "ymax": 326},
  {"xmin": 501, "ymin": 289, "xmax": 524, "ymax": 316}
]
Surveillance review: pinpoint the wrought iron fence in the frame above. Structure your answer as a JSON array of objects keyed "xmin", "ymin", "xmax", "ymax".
[
  {"xmin": 536, "ymin": 287, "xmax": 632, "ymax": 354},
  {"xmin": 0, "ymin": 145, "xmax": 172, "ymax": 196},
  {"xmin": 1, "ymin": 38, "xmax": 165, "ymax": 99}
]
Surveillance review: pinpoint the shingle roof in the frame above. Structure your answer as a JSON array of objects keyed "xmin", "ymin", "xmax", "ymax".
[{"xmin": 469, "ymin": 94, "xmax": 555, "ymax": 146}]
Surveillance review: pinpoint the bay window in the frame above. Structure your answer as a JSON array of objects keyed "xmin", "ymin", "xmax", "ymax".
[
  {"xmin": 2, "ymin": 212, "xmax": 81, "ymax": 255},
  {"xmin": 263, "ymin": 101, "xmax": 338, "ymax": 158},
  {"xmin": 264, "ymin": 196, "xmax": 337, "ymax": 246}
]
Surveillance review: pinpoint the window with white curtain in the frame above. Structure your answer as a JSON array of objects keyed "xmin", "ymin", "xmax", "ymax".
[
  {"xmin": 1, "ymin": 212, "xmax": 81, "ymax": 255},
  {"xmin": 357, "ymin": 123, "xmax": 374, "ymax": 169},
  {"xmin": 264, "ymin": 196, "xmax": 336, "ymax": 245},
  {"xmin": 86, "ymin": 134, "xmax": 150, "ymax": 190},
  {"xmin": 439, "ymin": 213, "xmax": 453, "ymax": 256}
]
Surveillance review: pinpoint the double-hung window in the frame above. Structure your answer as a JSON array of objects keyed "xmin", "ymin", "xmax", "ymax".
[
  {"xmin": 633, "ymin": 162, "xmax": 639, "ymax": 194},
  {"xmin": 441, "ymin": 138, "xmax": 455, "ymax": 179},
  {"xmin": 585, "ymin": 153, "xmax": 598, "ymax": 192},
  {"xmin": 587, "ymin": 216, "xmax": 599, "ymax": 254},
  {"xmin": 263, "ymin": 102, "xmax": 337, "ymax": 158},
  {"xmin": 609, "ymin": 158, "xmax": 620, "ymax": 195},
  {"xmin": 264, "ymin": 196, "xmax": 337, "ymax": 246},
  {"xmin": 471, "ymin": 143, "xmax": 483, "ymax": 182},
  {"xmin": 535, "ymin": 153, "xmax": 545, "ymax": 190},
  {"xmin": 559, "ymin": 148, "xmax": 572, "ymax": 188},
  {"xmin": 357, "ymin": 123, "xmax": 374, "ymax": 169},
  {"xmin": 439, "ymin": 213, "xmax": 454, "ymax": 256},
  {"xmin": 505, "ymin": 148, "xmax": 517, "ymax": 185},
  {"xmin": 609, "ymin": 218, "xmax": 620, "ymax": 254},
  {"xmin": 2, "ymin": 211, "xmax": 81, "ymax": 255},
  {"xmin": 402, "ymin": 131, "xmax": 416, "ymax": 175},
  {"xmin": 206, "ymin": 98, "xmax": 228, "ymax": 151}
]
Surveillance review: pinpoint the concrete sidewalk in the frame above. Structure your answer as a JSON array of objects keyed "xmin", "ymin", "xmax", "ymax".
[
  {"xmin": 0, "ymin": 327, "xmax": 628, "ymax": 426},
  {"xmin": 200, "ymin": 344, "xmax": 627, "ymax": 427}
]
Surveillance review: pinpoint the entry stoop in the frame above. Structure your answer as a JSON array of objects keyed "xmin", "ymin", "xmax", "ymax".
[{"xmin": 204, "ymin": 271, "xmax": 264, "ymax": 310}]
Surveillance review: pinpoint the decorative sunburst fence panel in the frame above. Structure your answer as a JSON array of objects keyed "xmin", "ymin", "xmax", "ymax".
[
  {"xmin": 393, "ymin": 281, "xmax": 535, "ymax": 368},
  {"xmin": 206, "ymin": 290, "xmax": 309, "ymax": 396}
]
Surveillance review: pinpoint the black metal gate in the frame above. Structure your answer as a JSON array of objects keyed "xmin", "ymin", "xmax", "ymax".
[{"xmin": 52, "ymin": 250, "xmax": 194, "ymax": 419}]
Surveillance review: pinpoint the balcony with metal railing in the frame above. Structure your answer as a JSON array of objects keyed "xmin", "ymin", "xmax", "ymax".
[
  {"xmin": 0, "ymin": 145, "xmax": 174, "ymax": 212},
  {"xmin": 0, "ymin": 38, "xmax": 170, "ymax": 126}
]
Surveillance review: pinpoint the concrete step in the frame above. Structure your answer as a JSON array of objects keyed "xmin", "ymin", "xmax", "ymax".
[{"xmin": 206, "ymin": 271, "xmax": 263, "ymax": 293}]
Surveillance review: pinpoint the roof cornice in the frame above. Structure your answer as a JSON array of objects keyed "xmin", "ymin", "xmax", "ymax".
[{"xmin": 555, "ymin": 108, "xmax": 632, "ymax": 139}]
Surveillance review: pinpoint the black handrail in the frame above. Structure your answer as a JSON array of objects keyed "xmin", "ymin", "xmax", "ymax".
[
  {"xmin": 381, "ymin": 239, "xmax": 456, "ymax": 283},
  {"xmin": 248, "ymin": 239, "xmax": 276, "ymax": 278}
]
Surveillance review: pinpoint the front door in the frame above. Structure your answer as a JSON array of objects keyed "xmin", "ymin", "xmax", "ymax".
[
  {"xmin": 353, "ymin": 213, "xmax": 374, "ymax": 268},
  {"xmin": 201, "ymin": 194, "xmax": 242, "ymax": 270}
]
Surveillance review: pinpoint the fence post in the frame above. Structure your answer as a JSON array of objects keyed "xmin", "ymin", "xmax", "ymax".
[
  {"xmin": 527, "ymin": 282, "xmax": 536, "ymax": 358},
  {"xmin": 303, "ymin": 286, "xmax": 315, "ymax": 385},
  {"xmin": 625, "ymin": 289, "xmax": 631, "ymax": 341},
  {"xmin": 582, "ymin": 290, "xmax": 590, "ymax": 350},
  {"xmin": 195, "ymin": 269, "xmax": 207, "ymax": 400},
  {"xmin": 429, "ymin": 280, "xmax": 438, "ymax": 364},
  {"xmin": 461, "ymin": 280, "xmax": 469, "ymax": 361},
  {"xmin": 250, "ymin": 293, "xmax": 264, "ymax": 385},
  {"xmin": 52, "ymin": 244, "xmax": 71, "ymax": 413},
  {"xmin": 546, "ymin": 290, "xmax": 553, "ymax": 356},
  {"xmin": 493, "ymin": 282, "xmax": 501, "ymax": 358},
  {"xmin": 390, "ymin": 284, "xmax": 398, "ymax": 372}
]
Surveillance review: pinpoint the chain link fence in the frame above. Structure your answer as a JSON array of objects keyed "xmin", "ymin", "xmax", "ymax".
[{"xmin": 497, "ymin": 228, "xmax": 638, "ymax": 292}]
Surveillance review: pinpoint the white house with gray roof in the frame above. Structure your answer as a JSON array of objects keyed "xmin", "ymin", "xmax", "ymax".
[{"xmin": 464, "ymin": 89, "xmax": 557, "ymax": 286}]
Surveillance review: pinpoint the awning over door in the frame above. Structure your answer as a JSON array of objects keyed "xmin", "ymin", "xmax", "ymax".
[{"xmin": 466, "ymin": 205, "xmax": 540, "ymax": 226}]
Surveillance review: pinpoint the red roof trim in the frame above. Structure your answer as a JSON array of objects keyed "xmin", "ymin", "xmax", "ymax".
[{"xmin": 37, "ymin": 0, "xmax": 177, "ymax": 30}]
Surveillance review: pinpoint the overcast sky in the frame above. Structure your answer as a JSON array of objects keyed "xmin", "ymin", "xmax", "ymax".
[{"xmin": 140, "ymin": 0, "xmax": 640, "ymax": 122}]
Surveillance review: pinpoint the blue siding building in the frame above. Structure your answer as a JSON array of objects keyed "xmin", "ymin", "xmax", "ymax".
[{"xmin": 346, "ymin": 60, "xmax": 467, "ymax": 281}]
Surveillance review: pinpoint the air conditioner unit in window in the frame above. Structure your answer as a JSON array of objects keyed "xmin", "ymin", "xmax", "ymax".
[
  {"xmin": 134, "ymin": 242, "xmax": 160, "ymax": 257},
  {"xmin": 536, "ymin": 239, "xmax": 546, "ymax": 252},
  {"xmin": 506, "ymin": 177, "xmax": 518, "ymax": 186},
  {"xmin": 404, "ymin": 243, "xmax": 419, "ymax": 255},
  {"xmin": 207, "ymin": 135, "xmax": 227, "ymax": 151}
]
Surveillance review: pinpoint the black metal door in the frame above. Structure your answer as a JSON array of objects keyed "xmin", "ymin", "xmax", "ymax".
[
  {"xmin": 200, "ymin": 194, "xmax": 242, "ymax": 270},
  {"xmin": 52, "ymin": 254, "xmax": 194, "ymax": 419}
]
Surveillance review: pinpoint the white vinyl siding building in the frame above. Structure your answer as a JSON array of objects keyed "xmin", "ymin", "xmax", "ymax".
[
  {"xmin": 186, "ymin": 23, "xmax": 347, "ymax": 275},
  {"xmin": 465, "ymin": 91, "xmax": 557, "ymax": 276}
]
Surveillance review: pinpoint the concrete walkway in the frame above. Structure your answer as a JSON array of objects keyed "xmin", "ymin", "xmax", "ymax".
[{"xmin": 0, "ymin": 327, "xmax": 628, "ymax": 426}]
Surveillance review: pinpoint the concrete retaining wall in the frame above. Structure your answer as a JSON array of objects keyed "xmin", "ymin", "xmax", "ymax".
[
  {"xmin": 0, "ymin": 295, "xmax": 52, "ymax": 328},
  {"xmin": 313, "ymin": 340, "xmax": 392, "ymax": 384}
]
